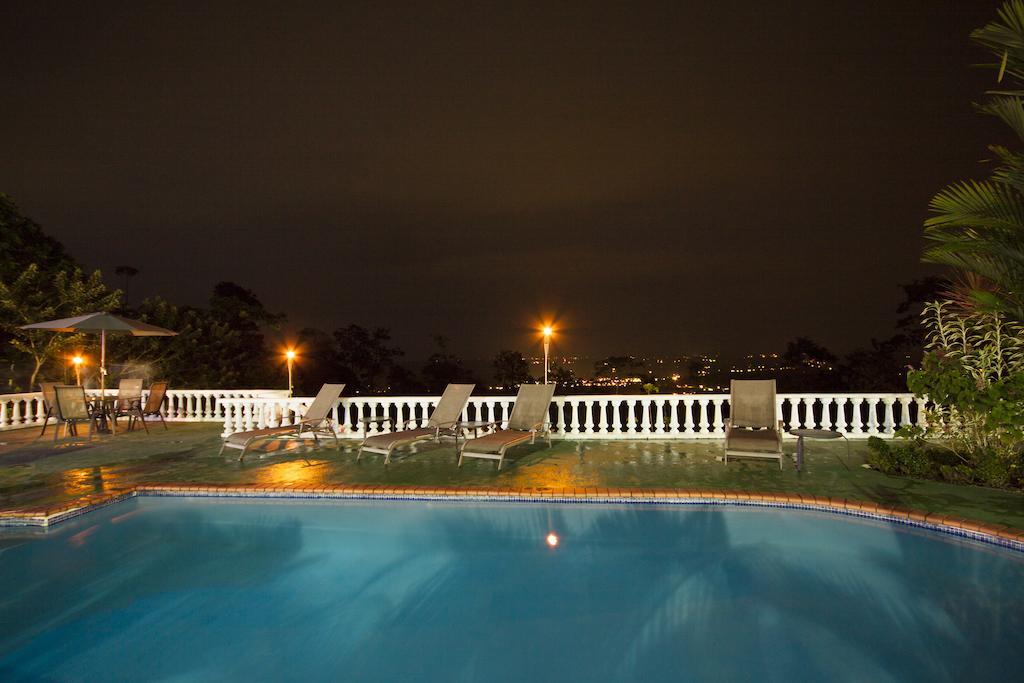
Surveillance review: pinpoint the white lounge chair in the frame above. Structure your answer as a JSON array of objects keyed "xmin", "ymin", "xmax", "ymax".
[
  {"xmin": 458, "ymin": 384, "xmax": 556, "ymax": 470},
  {"xmin": 358, "ymin": 383, "xmax": 475, "ymax": 464},
  {"xmin": 219, "ymin": 383, "xmax": 345, "ymax": 461},
  {"xmin": 724, "ymin": 379, "xmax": 784, "ymax": 469}
]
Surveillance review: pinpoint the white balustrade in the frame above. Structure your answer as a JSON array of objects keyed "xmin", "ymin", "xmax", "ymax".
[{"xmin": 0, "ymin": 388, "xmax": 924, "ymax": 440}]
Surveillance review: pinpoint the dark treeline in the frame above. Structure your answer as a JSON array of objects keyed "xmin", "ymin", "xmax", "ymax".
[{"xmin": 2, "ymin": 193, "xmax": 930, "ymax": 394}]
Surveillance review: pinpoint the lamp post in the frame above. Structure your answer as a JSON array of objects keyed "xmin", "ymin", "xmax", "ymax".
[
  {"xmin": 285, "ymin": 349, "xmax": 296, "ymax": 397},
  {"xmin": 542, "ymin": 326, "xmax": 553, "ymax": 385},
  {"xmin": 72, "ymin": 355, "xmax": 84, "ymax": 386}
]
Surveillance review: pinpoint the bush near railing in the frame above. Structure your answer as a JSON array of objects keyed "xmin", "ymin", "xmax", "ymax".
[{"xmin": 868, "ymin": 302, "xmax": 1024, "ymax": 488}]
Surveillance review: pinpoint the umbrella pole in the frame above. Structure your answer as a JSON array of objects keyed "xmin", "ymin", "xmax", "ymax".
[{"xmin": 100, "ymin": 329, "xmax": 106, "ymax": 396}]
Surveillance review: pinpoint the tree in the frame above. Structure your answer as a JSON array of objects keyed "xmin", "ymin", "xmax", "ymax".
[
  {"xmin": 421, "ymin": 336, "xmax": 474, "ymax": 393},
  {"xmin": 0, "ymin": 193, "xmax": 76, "ymax": 284},
  {"xmin": 0, "ymin": 264, "xmax": 121, "ymax": 389},
  {"xmin": 333, "ymin": 325, "xmax": 404, "ymax": 393},
  {"xmin": 0, "ymin": 194, "xmax": 81, "ymax": 388},
  {"xmin": 548, "ymin": 361, "xmax": 577, "ymax": 389},
  {"xmin": 208, "ymin": 282, "xmax": 283, "ymax": 387},
  {"xmin": 593, "ymin": 355, "xmax": 645, "ymax": 379},
  {"xmin": 116, "ymin": 296, "xmax": 248, "ymax": 387},
  {"xmin": 492, "ymin": 350, "xmax": 532, "ymax": 389},
  {"xmin": 292, "ymin": 327, "xmax": 347, "ymax": 395},
  {"xmin": 923, "ymin": 1, "xmax": 1024, "ymax": 321},
  {"xmin": 115, "ymin": 265, "xmax": 139, "ymax": 303}
]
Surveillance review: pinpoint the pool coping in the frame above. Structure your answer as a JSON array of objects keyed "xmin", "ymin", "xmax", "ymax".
[{"xmin": 2, "ymin": 484, "xmax": 1023, "ymax": 553}]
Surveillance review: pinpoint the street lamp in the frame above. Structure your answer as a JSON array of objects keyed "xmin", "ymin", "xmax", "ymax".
[
  {"xmin": 541, "ymin": 325, "xmax": 554, "ymax": 384},
  {"xmin": 71, "ymin": 355, "xmax": 84, "ymax": 386},
  {"xmin": 285, "ymin": 349, "xmax": 296, "ymax": 396}
]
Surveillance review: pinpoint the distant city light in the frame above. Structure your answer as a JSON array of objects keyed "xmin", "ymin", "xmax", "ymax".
[{"xmin": 546, "ymin": 532, "xmax": 559, "ymax": 547}]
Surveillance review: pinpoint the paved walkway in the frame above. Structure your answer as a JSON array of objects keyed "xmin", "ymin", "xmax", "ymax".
[{"xmin": 1, "ymin": 423, "xmax": 1022, "ymax": 528}]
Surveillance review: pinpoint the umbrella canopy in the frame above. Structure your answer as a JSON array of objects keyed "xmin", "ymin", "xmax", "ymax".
[
  {"xmin": 21, "ymin": 312, "xmax": 177, "ymax": 393},
  {"xmin": 20, "ymin": 312, "xmax": 176, "ymax": 336}
]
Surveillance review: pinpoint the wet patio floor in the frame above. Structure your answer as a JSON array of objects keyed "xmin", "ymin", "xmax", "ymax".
[{"xmin": 1, "ymin": 423, "xmax": 1022, "ymax": 528}]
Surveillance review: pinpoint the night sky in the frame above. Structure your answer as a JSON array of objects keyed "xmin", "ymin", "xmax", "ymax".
[{"xmin": 0, "ymin": 1, "xmax": 1004, "ymax": 361}]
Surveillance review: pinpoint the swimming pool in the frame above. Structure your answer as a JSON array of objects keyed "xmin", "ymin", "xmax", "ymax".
[{"xmin": 1, "ymin": 498, "xmax": 1021, "ymax": 682}]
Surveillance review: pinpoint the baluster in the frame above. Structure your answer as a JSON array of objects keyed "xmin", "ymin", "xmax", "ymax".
[
  {"xmin": 696, "ymin": 399, "xmax": 706, "ymax": 434},
  {"xmin": 562, "ymin": 398, "xmax": 575, "ymax": 435},
  {"xmin": 638, "ymin": 398, "xmax": 650, "ymax": 435},
  {"xmin": 681, "ymin": 397, "xmax": 693, "ymax": 435},
  {"xmin": 12, "ymin": 399, "xmax": 22, "ymax": 426},
  {"xmin": 625, "ymin": 399, "xmax": 637, "ymax": 433},
  {"xmin": 595, "ymin": 399, "xmax": 607, "ymax": 434},
  {"xmin": 667, "ymin": 397, "xmax": 680, "ymax": 435},
  {"xmin": 865, "ymin": 397, "xmax": 879, "ymax": 435},
  {"xmin": 610, "ymin": 399, "xmax": 622, "ymax": 435},
  {"xmin": 583, "ymin": 399, "xmax": 594, "ymax": 436},
  {"xmin": 883, "ymin": 397, "xmax": 896, "ymax": 435},
  {"xmin": 712, "ymin": 398, "xmax": 725, "ymax": 436},
  {"xmin": 1, "ymin": 399, "xmax": 10, "ymax": 429},
  {"xmin": 651, "ymin": 398, "xmax": 663, "ymax": 435},
  {"xmin": 504, "ymin": 400, "xmax": 515, "ymax": 429}
]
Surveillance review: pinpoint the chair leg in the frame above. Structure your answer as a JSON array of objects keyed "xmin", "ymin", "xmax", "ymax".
[
  {"xmin": 39, "ymin": 409, "xmax": 52, "ymax": 438},
  {"xmin": 137, "ymin": 407, "xmax": 149, "ymax": 433},
  {"xmin": 218, "ymin": 441, "xmax": 227, "ymax": 457}
]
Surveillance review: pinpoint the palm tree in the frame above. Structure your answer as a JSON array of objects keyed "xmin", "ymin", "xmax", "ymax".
[{"xmin": 924, "ymin": 1, "xmax": 1024, "ymax": 321}]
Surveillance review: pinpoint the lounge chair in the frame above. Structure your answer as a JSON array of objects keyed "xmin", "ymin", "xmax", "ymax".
[
  {"xmin": 724, "ymin": 379, "xmax": 784, "ymax": 469},
  {"xmin": 358, "ymin": 383, "xmax": 474, "ymax": 464},
  {"xmin": 53, "ymin": 385, "xmax": 100, "ymax": 441},
  {"xmin": 458, "ymin": 384, "xmax": 556, "ymax": 470},
  {"xmin": 38, "ymin": 381, "xmax": 61, "ymax": 437},
  {"xmin": 122, "ymin": 381, "xmax": 169, "ymax": 433},
  {"xmin": 218, "ymin": 383, "xmax": 345, "ymax": 461}
]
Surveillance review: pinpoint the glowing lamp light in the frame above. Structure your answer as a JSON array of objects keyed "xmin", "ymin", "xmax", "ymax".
[
  {"xmin": 546, "ymin": 532, "xmax": 559, "ymax": 547},
  {"xmin": 284, "ymin": 348, "xmax": 297, "ymax": 396},
  {"xmin": 72, "ymin": 356, "xmax": 84, "ymax": 366},
  {"xmin": 542, "ymin": 325, "xmax": 553, "ymax": 338}
]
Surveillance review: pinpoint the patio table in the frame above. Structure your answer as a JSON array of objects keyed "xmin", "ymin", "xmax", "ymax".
[
  {"xmin": 789, "ymin": 428, "xmax": 849, "ymax": 470},
  {"xmin": 87, "ymin": 394, "xmax": 121, "ymax": 434}
]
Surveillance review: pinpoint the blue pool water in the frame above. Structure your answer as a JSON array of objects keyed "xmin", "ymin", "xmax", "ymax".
[{"xmin": 1, "ymin": 499, "xmax": 1022, "ymax": 682}]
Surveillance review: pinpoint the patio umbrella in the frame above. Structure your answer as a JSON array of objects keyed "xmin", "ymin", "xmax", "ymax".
[{"xmin": 20, "ymin": 312, "xmax": 177, "ymax": 394}]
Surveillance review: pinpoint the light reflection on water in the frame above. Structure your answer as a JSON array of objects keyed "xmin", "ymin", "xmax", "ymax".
[
  {"xmin": 251, "ymin": 459, "xmax": 330, "ymax": 487},
  {"xmin": 61, "ymin": 467, "xmax": 119, "ymax": 496}
]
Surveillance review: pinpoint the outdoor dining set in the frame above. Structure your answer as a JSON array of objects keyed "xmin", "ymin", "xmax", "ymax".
[{"xmin": 37, "ymin": 380, "xmax": 169, "ymax": 441}]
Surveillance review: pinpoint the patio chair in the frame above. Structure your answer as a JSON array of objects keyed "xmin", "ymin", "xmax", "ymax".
[
  {"xmin": 37, "ymin": 381, "xmax": 61, "ymax": 437},
  {"xmin": 53, "ymin": 385, "xmax": 100, "ymax": 441},
  {"xmin": 123, "ymin": 381, "xmax": 169, "ymax": 433},
  {"xmin": 358, "ymin": 383, "xmax": 475, "ymax": 464},
  {"xmin": 458, "ymin": 384, "xmax": 556, "ymax": 470},
  {"xmin": 724, "ymin": 379, "xmax": 784, "ymax": 470},
  {"xmin": 218, "ymin": 383, "xmax": 345, "ymax": 461},
  {"xmin": 110, "ymin": 378, "xmax": 144, "ymax": 434}
]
